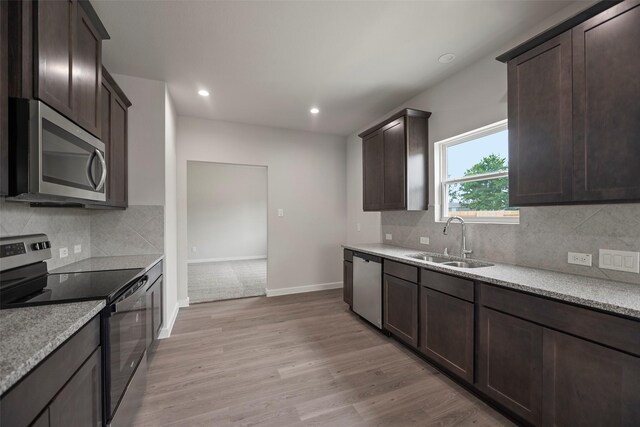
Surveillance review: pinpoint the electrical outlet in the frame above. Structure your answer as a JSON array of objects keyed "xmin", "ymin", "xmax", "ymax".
[
  {"xmin": 385, "ymin": 233, "xmax": 392, "ymax": 241},
  {"xmin": 420, "ymin": 237, "xmax": 430, "ymax": 245},
  {"xmin": 192, "ymin": 246, "xmax": 197, "ymax": 253},
  {"xmin": 568, "ymin": 252, "xmax": 592, "ymax": 266},
  {"xmin": 74, "ymin": 244, "xmax": 81, "ymax": 254},
  {"xmin": 59, "ymin": 247, "xmax": 68, "ymax": 258},
  {"xmin": 356, "ymin": 223, "xmax": 362, "ymax": 232},
  {"xmin": 599, "ymin": 249, "xmax": 639, "ymax": 273},
  {"xmin": 278, "ymin": 209, "xmax": 284, "ymax": 217}
]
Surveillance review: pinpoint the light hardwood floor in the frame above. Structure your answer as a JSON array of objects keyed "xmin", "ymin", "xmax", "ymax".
[{"xmin": 133, "ymin": 289, "xmax": 513, "ymax": 427}]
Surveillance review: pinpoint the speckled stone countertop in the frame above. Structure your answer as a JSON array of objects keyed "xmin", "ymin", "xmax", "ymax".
[
  {"xmin": 0, "ymin": 301, "xmax": 105, "ymax": 395},
  {"xmin": 343, "ymin": 243, "xmax": 640, "ymax": 320},
  {"xmin": 51, "ymin": 254, "xmax": 164, "ymax": 274}
]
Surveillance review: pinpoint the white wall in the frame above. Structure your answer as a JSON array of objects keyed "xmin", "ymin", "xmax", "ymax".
[
  {"xmin": 345, "ymin": 1, "xmax": 597, "ymax": 243},
  {"xmin": 164, "ymin": 87, "xmax": 180, "ymax": 327},
  {"xmin": 177, "ymin": 118, "xmax": 347, "ymax": 299},
  {"xmin": 112, "ymin": 74, "xmax": 179, "ymax": 336},
  {"xmin": 187, "ymin": 162, "xmax": 267, "ymax": 261},
  {"xmin": 113, "ymin": 74, "xmax": 166, "ymax": 206}
]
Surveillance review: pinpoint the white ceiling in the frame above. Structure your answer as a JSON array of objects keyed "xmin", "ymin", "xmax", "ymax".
[{"xmin": 93, "ymin": 0, "xmax": 574, "ymax": 136}]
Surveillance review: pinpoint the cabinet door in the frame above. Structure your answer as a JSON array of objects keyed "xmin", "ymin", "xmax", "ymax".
[
  {"xmin": 0, "ymin": 0, "xmax": 7, "ymax": 196},
  {"xmin": 381, "ymin": 118, "xmax": 406, "ymax": 210},
  {"xmin": 383, "ymin": 274, "xmax": 418, "ymax": 347},
  {"xmin": 507, "ymin": 31, "xmax": 572, "ymax": 206},
  {"xmin": 108, "ymin": 95, "xmax": 128, "ymax": 207},
  {"xmin": 153, "ymin": 277, "xmax": 163, "ymax": 338},
  {"xmin": 73, "ymin": 3, "xmax": 102, "ymax": 137},
  {"xmin": 362, "ymin": 130, "xmax": 384, "ymax": 211},
  {"xmin": 420, "ymin": 288, "xmax": 473, "ymax": 383},
  {"xmin": 542, "ymin": 329, "xmax": 640, "ymax": 426},
  {"xmin": 477, "ymin": 307, "xmax": 542, "ymax": 425},
  {"xmin": 49, "ymin": 348, "xmax": 102, "ymax": 427},
  {"xmin": 343, "ymin": 260, "xmax": 353, "ymax": 307},
  {"xmin": 36, "ymin": 0, "xmax": 75, "ymax": 118},
  {"xmin": 31, "ymin": 409, "xmax": 50, "ymax": 427},
  {"xmin": 573, "ymin": 1, "xmax": 640, "ymax": 202}
]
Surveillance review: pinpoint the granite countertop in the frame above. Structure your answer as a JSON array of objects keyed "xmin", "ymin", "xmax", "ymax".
[
  {"xmin": 51, "ymin": 254, "xmax": 164, "ymax": 274},
  {"xmin": 0, "ymin": 301, "xmax": 105, "ymax": 395},
  {"xmin": 343, "ymin": 243, "xmax": 640, "ymax": 320}
]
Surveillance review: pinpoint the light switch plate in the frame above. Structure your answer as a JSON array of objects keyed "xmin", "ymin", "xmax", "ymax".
[
  {"xmin": 385, "ymin": 233, "xmax": 392, "ymax": 241},
  {"xmin": 74, "ymin": 244, "xmax": 81, "ymax": 254},
  {"xmin": 278, "ymin": 209, "xmax": 284, "ymax": 217},
  {"xmin": 599, "ymin": 249, "xmax": 640, "ymax": 273},
  {"xmin": 59, "ymin": 247, "xmax": 68, "ymax": 258},
  {"xmin": 420, "ymin": 237, "xmax": 430, "ymax": 245},
  {"xmin": 568, "ymin": 252, "xmax": 592, "ymax": 266}
]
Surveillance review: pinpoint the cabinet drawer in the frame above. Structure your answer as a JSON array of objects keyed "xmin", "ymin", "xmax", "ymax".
[
  {"xmin": 421, "ymin": 269, "xmax": 473, "ymax": 302},
  {"xmin": 1, "ymin": 315, "xmax": 100, "ymax": 427},
  {"xmin": 344, "ymin": 249, "xmax": 353, "ymax": 262},
  {"xmin": 384, "ymin": 259, "xmax": 418, "ymax": 283},
  {"xmin": 480, "ymin": 283, "xmax": 640, "ymax": 356}
]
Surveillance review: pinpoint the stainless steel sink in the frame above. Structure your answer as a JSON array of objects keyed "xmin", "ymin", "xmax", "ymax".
[
  {"xmin": 442, "ymin": 261, "xmax": 493, "ymax": 268},
  {"xmin": 406, "ymin": 253, "xmax": 452, "ymax": 263}
]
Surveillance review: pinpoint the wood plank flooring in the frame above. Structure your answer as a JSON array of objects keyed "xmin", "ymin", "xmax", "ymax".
[{"xmin": 133, "ymin": 289, "xmax": 513, "ymax": 427}]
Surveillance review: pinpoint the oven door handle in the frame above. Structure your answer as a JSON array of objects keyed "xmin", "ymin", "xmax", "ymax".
[{"xmin": 112, "ymin": 276, "xmax": 148, "ymax": 313}]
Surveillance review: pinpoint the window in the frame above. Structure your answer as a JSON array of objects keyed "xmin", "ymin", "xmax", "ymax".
[{"xmin": 435, "ymin": 120, "xmax": 519, "ymax": 223}]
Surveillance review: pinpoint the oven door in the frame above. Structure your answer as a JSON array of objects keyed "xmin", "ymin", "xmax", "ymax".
[
  {"xmin": 108, "ymin": 276, "xmax": 148, "ymax": 421},
  {"xmin": 28, "ymin": 100, "xmax": 107, "ymax": 202}
]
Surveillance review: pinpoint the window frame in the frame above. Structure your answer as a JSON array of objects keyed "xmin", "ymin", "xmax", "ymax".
[{"xmin": 435, "ymin": 119, "xmax": 518, "ymax": 224}]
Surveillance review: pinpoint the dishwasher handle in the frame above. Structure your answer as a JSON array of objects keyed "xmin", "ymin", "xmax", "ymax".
[{"xmin": 353, "ymin": 252, "xmax": 382, "ymax": 264}]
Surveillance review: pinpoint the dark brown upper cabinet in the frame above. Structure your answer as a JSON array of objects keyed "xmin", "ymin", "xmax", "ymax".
[
  {"xmin": 100, "ymin": 67, "xmax": 131, "ymax": 208},
  {"xmin": 507, "ymin": 32, "xmax": 573, "ymax": 206},
  {"xmin": 572, "ymin": 0, "xmax": 640, "ymax": 202},
  {"xmin": 499, "ymin": 0, "xmax": 640, "ymax": 206},
  {"xmin": 8, "ymin": 0, "xmax": 109, "ymax": 138},
  {"xmin": 1, "ymin": 0, "xmax": 8, "ymax": 196},
  {"xmin": 359, "ymin": 109, "xmax": 431, "ymax": 211}
]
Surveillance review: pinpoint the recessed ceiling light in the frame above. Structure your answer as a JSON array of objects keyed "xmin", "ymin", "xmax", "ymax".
[
  {"xmin": 438, "ymin": 53, "xmax": 456, "ymax": 64},
  {"xmin": 198, "ymin": 89, "xmax": 210, "ymax": 97},
  {"xmin": 310, "ymin": 107, "xmax": 320, "ymax": 114}
]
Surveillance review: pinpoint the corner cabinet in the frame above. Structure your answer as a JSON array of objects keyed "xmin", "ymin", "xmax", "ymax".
[
  {"xmin": 359, "ymin": 109, "xmax": 431, "ymax": 211},
  {"xmin": 343, "ymin": 250, "xmax": 353, "ymax": 308},
  {"xmin": 500, "ymin": 0, "xmax": 640, "ymax": 206},
  {"xmin": 100, "ymin": 68, "xmax": 131, "ymax": 208},
  {"xmin": 8, "ymin": 0, "xmax": 110, "ymax": 137}
]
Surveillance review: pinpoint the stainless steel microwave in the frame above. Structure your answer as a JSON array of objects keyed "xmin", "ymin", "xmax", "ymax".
[{"xmin": 9, "ymin": 99, "xmax": 107, "ymax": 203}]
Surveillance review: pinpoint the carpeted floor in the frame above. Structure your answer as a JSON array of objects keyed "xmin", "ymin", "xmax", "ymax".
[{"xmin": 188, "ymin": 258, "xmax": 267, "ymax": 303}]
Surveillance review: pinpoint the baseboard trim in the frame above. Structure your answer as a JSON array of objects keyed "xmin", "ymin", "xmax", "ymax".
[
  {"xmin": 158, "ymin": 303, "xmax": 180, "ymax": 339},
  {"xmin": 177, "ymin": 297, "xmax": 190, "ymax": 308},
  {"xmin": 266, "ymin": 281, "xmax": 343, "ymax": 297},
  {"xmin": 187, "ymin": 255, "xmax": 267, "ymax": 264}
]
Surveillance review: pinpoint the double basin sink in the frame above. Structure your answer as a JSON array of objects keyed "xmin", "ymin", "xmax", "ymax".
[{"xmin": 405, "ymin": 253, "xmax": 493, "ymax": 269}]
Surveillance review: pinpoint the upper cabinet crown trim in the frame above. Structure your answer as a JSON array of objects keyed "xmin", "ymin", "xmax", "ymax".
[
  {"xmin": 102, "ymin": 67, "xmax": 132, "ymax": 107},
  {"xmin": 496, "ymin": 0, "xmax": 622, "ymax": 63},
  {"xmin": 358, "ymin": 108, "xmax": 432, "ymax": 138},
  {"xmin": 79, "ymin": 0, "xmax": 110, "ymax": 40}
]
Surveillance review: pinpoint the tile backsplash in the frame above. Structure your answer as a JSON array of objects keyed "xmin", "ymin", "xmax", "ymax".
[
  {"xmin": 382, "ymin": 204, "xmax": 640, "ymax": 285},
  {"xmin": 0, "ymin": 200, "xmax": 163, "ymax": 270}
]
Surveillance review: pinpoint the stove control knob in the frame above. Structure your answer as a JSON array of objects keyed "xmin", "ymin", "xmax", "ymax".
[
  {"xmin": 32, "ymin": 243, "xmax": 42, "ymax": 250},
  {"xmin": 43, "ymin": 241, "xmax": 51, "ymax": 249}
]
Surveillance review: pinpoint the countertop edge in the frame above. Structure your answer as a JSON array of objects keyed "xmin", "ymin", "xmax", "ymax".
[
  {"xmin": 342, "ymin": 244, "xmax": 640, "ymax": 320},
  {"xmin": 0, "ymin": 301, "xmax": 106, "ymax": 396}
]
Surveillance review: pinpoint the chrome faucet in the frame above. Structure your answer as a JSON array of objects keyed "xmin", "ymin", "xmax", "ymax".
[{"xmin": 443, "ymin": 216, "xmax": 472, "ymax": 259}]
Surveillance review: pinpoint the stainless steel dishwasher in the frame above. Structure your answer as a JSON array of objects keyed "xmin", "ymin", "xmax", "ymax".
[{"xmin": 352, "ymin": 252, "xmax": 382, "ymax": 329}]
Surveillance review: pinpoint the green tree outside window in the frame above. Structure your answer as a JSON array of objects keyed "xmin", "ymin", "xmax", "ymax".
[{"xmin": 448, "ymin": 154, "xmax": 513, "ymax": 211}]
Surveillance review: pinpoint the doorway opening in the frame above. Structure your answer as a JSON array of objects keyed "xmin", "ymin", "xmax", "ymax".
[{"xmin": 186, "ymin": 161, "xmax": 267, "ymax": 303}]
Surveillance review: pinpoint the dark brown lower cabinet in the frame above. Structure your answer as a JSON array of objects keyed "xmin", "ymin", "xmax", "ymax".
[
  {"xmin": 419, "ymin": 287, "xmax": 473, "ymax": 383},
  {"xmin": 146, "ymin": 266, "xmax": 164, "ymax": 357},
  {"xmin": 542, "ymin": 329, "xmax": 640, "ymax": 426},
  {"xmin": 477, "ymin": 307, "xmax": 543, "ymax": 425},
  {"xmin": 383, "ymin": 273, "xmax": 418, "ymax": 347},
  {"xmin": 49, "ymin": 349, "xmax": 102, "ymax": 427},
  {"xmin": 343, "ymin": 260, "xmax": 353, "ymax": 308}
]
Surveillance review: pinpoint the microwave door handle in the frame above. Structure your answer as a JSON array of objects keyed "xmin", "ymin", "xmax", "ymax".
[
  {"xmin": 86, "ymin": 150, "xmax": 98, "ymax": 190},
  {"xmin": 95, "ymin": 149, "xmax": 107, "ymax": 191}
]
